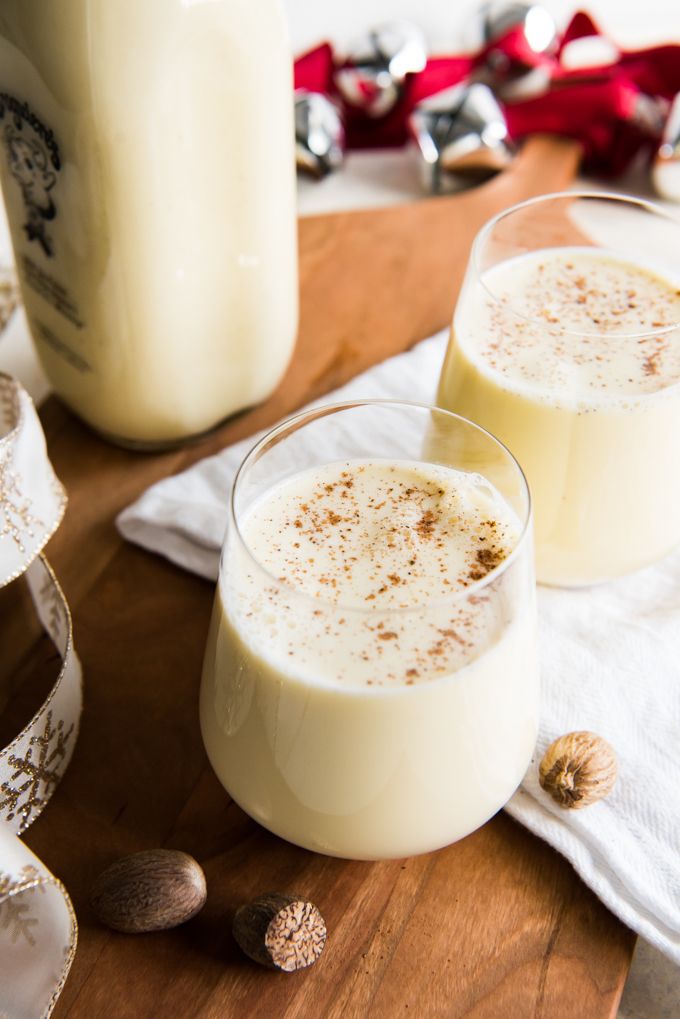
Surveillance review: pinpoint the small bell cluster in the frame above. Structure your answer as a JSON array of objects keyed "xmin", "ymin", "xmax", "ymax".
[{"xmin": 293, "ymin": 2, "xmax": 680, "ymax": 199}]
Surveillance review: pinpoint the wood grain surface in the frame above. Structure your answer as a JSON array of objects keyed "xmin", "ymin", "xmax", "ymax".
[{"xmin": 3, "ymin": 136, "xmax": 636, "ymax": 1018}]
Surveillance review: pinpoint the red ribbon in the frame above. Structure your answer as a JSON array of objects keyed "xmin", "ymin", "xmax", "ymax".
[{"xmin": 294, "ymin": 11, "xmax": 680, "ymax": 176}]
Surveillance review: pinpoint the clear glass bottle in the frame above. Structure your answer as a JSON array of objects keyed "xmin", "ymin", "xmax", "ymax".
[{"xmin": 0, "ymin": 0, "xmax": 298, "ymax": 447}]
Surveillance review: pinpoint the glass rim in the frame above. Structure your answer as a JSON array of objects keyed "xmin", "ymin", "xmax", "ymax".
[
  {"xmin": 226, "ymin": 399, "xmax": 532, "ymax": 617},
  {"xmin": 471, "ymin": 190, "xmax": 680, "ymax": 340}
]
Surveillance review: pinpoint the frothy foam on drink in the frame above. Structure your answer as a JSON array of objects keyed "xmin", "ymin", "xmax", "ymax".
[
  {"xmin": 224, "ymin": 459, "xmax": 521, "ymax": 689},
  {"xmin": 462, "ymin": 248, "xmax": 680, "ymax": 401}
]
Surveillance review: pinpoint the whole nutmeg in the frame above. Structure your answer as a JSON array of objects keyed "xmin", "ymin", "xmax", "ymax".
[
  {"xmin": 90, "ymin": 849, "xmax": 207, "ymax": 933},
  {"xmin": 539, "ymin": 731, "xmax": 617, "ymax": 809},
  {"xmin": 233, "ymin": 893, "xmax": 327, "ymax": 972}
]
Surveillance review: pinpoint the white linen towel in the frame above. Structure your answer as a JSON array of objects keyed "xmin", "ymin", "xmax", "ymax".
[{"xmin": 118, "ymin": 329, "xmax": 680, "ymax": 964}]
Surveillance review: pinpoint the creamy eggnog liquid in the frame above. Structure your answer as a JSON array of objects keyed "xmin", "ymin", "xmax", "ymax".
[
  {"xmin": 0, "ymin": 0, "xmax": 297, "ymax": 446},
  {"xmin": 439, "ymin": 248, "xmax": 680, "ymax": 585},
  {"xmin": 200, "ymin": 458, "xmax": 539, "ymax": 860}
]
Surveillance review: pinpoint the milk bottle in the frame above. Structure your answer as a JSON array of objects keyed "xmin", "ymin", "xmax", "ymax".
[{"xmin": 0, "ymin": 0, "xmax": 298, "ymax": 446}]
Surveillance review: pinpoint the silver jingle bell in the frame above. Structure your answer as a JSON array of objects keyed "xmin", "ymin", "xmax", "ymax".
[
  {"xmin": 409, "ymin": 82, "xmax": 514, "ymax": 194},
  {"xmin": 335, "ymin": 21, "xmax": 428, "ymax": 119},
  {"xmin": 471, "ymin": 1, "xmax": 559, "ymax": 53},
  {"xmin": 652, "ymin": 93, "xmax": 680, "ymax": 203},
  {"xmin": 295, "ymin": 90, "xmax": 345, "ymax": 179},
  {"xmin": 469, "ymin": 1, "xmax": 558, "ymax": 99}
]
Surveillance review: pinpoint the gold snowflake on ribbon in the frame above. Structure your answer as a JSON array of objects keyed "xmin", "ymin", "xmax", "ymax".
[
  {"xmin": 0, "ymin": 711, "xmax": 74, "ymax": 832},
  {"xmin": 38, "ymin": 570, "xmax": 65, "ymax": 644},
  {"xmin": 0, "ymin": 865, "xmax": 42, "ymax": 947},
  {"xmin": 0, "ymin": 458, "xmax": 38, "ymax": 556}
]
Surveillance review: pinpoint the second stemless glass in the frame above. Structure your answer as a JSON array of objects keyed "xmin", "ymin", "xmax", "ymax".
[
  {"xmin": 200, "ymin": 401, "xmax": 538, "ymax": 860},
  {"xmin": 438, "ymin": 192, "xmax": 680, "ymax": 586}
]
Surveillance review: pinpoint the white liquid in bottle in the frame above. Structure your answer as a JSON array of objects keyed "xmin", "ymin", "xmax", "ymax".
[{"xmin": 0, "ymin": 0, "xmax": 298, "ymax": 446}]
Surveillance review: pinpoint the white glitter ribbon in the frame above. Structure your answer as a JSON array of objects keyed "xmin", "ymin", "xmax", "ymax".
[{"xmin": 0, "ymin": 373, "xmax": 81, "ymax": 1018}]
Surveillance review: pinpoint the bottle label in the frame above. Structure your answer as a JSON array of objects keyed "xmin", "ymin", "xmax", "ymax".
[
  {"xmin": 0, "ymin": 93, "xmax": 61, "ymax": 258},
  {"xmin": 19, "ymin": 254, "xmax": 84, "ymax": 328},
  {"xmin": 0, "ymin": 93, "xmax": 88, "ymax": 370}
]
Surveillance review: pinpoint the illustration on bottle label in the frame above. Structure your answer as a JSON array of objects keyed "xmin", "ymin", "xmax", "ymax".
[{"xmin": 0, "ymin": 94, "xmax": 61, "ymax": 257}]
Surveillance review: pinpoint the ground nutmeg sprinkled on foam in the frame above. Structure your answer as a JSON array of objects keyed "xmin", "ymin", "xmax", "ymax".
[
  {"xmin": 465, "ymin": 249, "xmax": 680, "ymax": 399},
  {"xmin": 226, "ymin": 459, "xmax": 521, "ymax": 688}
]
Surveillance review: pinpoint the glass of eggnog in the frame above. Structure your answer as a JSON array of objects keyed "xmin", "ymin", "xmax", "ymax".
[
  {"xmin": 200, "ymin": 401, "xmax": 538, "ymax": 860},
  {"xmin": 438, "ymin": 192, "xmax": 680, "ymax": 586}
]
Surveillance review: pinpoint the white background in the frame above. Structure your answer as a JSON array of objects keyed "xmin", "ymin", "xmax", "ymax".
[{"xmin": 284, "ymin": 0, "xmax": 679, "ymax": 52}]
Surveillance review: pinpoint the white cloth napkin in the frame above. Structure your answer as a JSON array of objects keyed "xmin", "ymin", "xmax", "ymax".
[{"xmin": 117, "ymin": 329, "xmax": 680, "ymax": 964}]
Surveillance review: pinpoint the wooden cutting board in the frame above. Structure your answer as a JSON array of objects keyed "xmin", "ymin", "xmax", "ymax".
[{"xmin": 2, "ymin": 136, "xmax": 636, "ymax": 1017}]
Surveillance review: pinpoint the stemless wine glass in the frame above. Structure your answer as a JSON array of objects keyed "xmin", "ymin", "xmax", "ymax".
[
  {"xmin": 438, "ymin": 192, "xmax": 680, "ymax": 586},
  {"xmin": 200, "ymin": 401, "xmax": 538, "ymax": 860}
]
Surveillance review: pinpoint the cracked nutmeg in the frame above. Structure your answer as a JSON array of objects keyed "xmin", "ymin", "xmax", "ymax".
[
  {"xmin": 539, "ymin": 731, "xmax": 617, "ymax": 809},
  {"xmin": 232, "ymin": 893, "xmax": 327, "ymax": 972}
]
